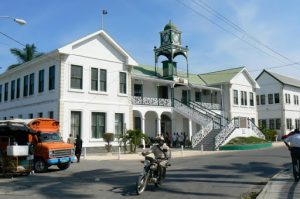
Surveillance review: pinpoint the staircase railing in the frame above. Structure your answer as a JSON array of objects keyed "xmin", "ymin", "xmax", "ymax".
[
  {"xmin": 173, "ymin": 99, "xmax": 212, "ymax": 127},
  {"xmin": 189, "ymin": 101, "xmax": 228, "ymax": 127},
  {"xmin": 247, "ymin": 118, "xmax": 265, "ymax": 139},
  {"xmin": 191, "ymin": 121, "xmax": 213, "ymax": 148},
  {"xmin": 214, "ymin": 118, "xmax": 238, "ymax": 149}
]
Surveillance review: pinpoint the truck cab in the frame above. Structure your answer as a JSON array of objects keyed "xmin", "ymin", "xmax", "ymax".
[{"xmin": 20, "ymin": 118, "xmax": 75, "ymax": 172}]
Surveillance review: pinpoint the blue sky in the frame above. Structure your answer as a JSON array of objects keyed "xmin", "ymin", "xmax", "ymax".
[{"xmin": 1, "ymin": 0, "xmax": 300, "ymax": 79}]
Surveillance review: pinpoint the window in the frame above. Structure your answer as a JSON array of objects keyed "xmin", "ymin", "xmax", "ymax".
[
  {"xmin": 134, "ymin": 84, "xmax": 143, "ymax": 97},
  {"xmin": 195, "ymin": 91, "xmax": 202, "ymax": 102},
  {"xmin": 23, "ymin": 75, "xmax": 28, "ymax": 96},
  {"xmin": 119, "ymin": 72, "xmax": 127, "ymax": 94},
  {"xmin": 256, "ymin": 95, "xmax": 260, "ymax": 105},
  {"xmin": 91, "ymin": 68, "xmax": 98, "ymax": 91},
  {"xmin": 29, "ymin": 73, "xmax": 34, "ymax": 95},
  {"xmin": 285, "ymin": 93, "xmax": 291, "ymax": 104},
  {"xmin": 48, "ymin": 111, "xmax": 54, "ymax": 119},
  {"xmin": 71, "ymin": 65, "xmax": 83, "ymax": 89},
  {"xmin": 0, "ymin": 85, "xmax": 2, "ymax": 103},
  {"xmin": 287, "ymin": 118, "xmax": 292, "ymax": 130},
  {"xmin": 38, "ymin": 69, "xmax": 44, "ymax": 93},
  {"xmin": 16, "ymin": 78, "xmax": 20, "ymax": 98},
  {"xmin": 49, "ymin": 65, "xmax": 55, "ymax": 90},
  {"xmin": 100, "ymin": 69, "xmax": 107, "ymax": 92},
  {"xmin": 91, "ymin": 112, "xmax": 105, "ymax": 139},
  {"xmin": 233, "ymin": 90, "xmax": 238, "ymax": 105},
  {"xmin": 71, "ymin": 111, "xmax": 81, "ymax": 137},
  {"xmin": 258, "ymin": 119, "xmax": 267, "ymax": 129},
  {"xmin": 260, "ymin": 95, "xmax": 265, "ymax": 105},
  {"xmin": 28, "ymin": 113, "xmax": 33, "ymax": 119},
  {"xmin": 296, "ymin": 119, "xmax": 300, "ymax": 129},
  {"xmin": 38, "ymin": 112, "xmax": 43, "ymax": 118},
  {"xmin": 268, "ymin": 94, "xmax": 273, "ymax": 104},
  {"xmin": 274, "ymin": 93, "xmax": 280, "ymax": 103},
  {"xmin": 11, "ymin": 80, "xmax": 15, "ymax": 100},
  {"xmin": 115, "ymin": 113, "xmax": 124, "ymax": 137},
  {"xmin": 4, "ymin": 83, "xmax": 8, "ymax": 101},
  {"xmin": 276, "ymin": 119, "xmax": 281, "ymax": 130},
  {"xmin": 241, "ymin": 91, "xmax": 247, "ymax": 106},
  {"xmin": 18, "ymin": 114, "xmax": 23, "ymax": 118},
  {"xmin": 269, "ymin": 119, "xmax": 275, "ymax": 130},
  {"xmin": 249, "ymin": 92, "xmax": 254, "ymax": 106},
  {"xmin": 294, "ymin": 95, "xmax": 299, "ymax": 105}
]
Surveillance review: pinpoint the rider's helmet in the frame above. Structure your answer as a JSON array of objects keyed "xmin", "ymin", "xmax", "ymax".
[{"xmin": 155, "ymin": 136, "xmax": 165, "ymax": 146}]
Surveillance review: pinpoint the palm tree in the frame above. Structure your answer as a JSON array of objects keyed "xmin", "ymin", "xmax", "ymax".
[{"xmin": 8, "ymin": 44, "xmax": 44, "ymax": 70}]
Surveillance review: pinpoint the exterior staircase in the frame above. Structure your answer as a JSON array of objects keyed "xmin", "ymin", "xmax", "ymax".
[
  {"xmin": 193, "ymin": 129, "xmax": 221, "ymax": 151},
  {"xmin": 173, "ymin": 99, "xmax": 225, "ymax": 151}
]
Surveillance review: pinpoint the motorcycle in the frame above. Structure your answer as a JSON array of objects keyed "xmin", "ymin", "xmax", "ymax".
[{"xmin": 136, "ymin": 155, "xmax": 170, "ymax": 195}]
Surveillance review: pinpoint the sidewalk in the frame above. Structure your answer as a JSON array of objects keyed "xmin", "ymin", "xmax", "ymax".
[{"xmin": 257, "ymin": 169, "xmax": 300, "ymax": 199}]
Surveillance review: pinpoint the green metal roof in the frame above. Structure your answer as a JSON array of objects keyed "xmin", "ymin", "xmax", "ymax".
[
  {"xmin": 132, "ymin": 65, "xmax": 206, "ymax": 86},
  {"xmin": 198, "ymin": 67, "xmax": 245, "ymax": 85}
]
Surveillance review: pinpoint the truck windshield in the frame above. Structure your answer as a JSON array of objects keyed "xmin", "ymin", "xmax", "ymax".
[{"xmin": 37, "ymin": 133, "xmax": 62, "ymax": 142}]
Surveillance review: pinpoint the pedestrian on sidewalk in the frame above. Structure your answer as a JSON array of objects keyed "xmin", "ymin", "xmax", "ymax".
[{"xmin": 75, "ymin": 135, "xmax": 83, "ymax": 163}]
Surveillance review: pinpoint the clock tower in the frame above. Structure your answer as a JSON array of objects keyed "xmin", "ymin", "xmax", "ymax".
[{"xmin": 154, "ymin": 21, "xmax": 189, "ymax": 81}]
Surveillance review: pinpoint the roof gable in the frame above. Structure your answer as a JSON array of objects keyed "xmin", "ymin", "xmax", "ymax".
[
  {"xmin": 256, "ymin": 69, "xmax": 300, "ymax": 88},
  {"xmin": 58, "ymin": 30, "xmax": 138, "ymax": 66},
  {"xmin": 199, "ymin": 67, "xmax": 259, "ymax": 88}
]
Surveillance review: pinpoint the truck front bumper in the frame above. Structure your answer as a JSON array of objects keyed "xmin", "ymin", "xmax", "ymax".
[{"xmin": 47, "ymin": 156, "xmax": 76, "ymax": 165}]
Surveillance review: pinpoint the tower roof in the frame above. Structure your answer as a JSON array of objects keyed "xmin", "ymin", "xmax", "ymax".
[{"xmin": 164, "ymin": 21, "xmax": 177, "ymax": 31}]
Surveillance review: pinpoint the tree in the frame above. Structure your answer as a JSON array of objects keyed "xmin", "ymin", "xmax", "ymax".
[
  {"xmin": 103, "ymin": 132, "xmax": 115, "ymax": 152},
  {"xmin": 122, "ymin": 129, "xmax": 149, "ymax": 153},
  {"xmin": 8, "ymin": 44, "xmax": 44, "ymax": 70}
]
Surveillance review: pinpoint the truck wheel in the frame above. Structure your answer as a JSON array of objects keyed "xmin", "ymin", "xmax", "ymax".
[
  {"xmin": 57, "ymin": 162, "xmax": 70, "ymax": 170},
  {"xmin": 34, "ymin": 159, "xmax": 47, "ymax": 173}
]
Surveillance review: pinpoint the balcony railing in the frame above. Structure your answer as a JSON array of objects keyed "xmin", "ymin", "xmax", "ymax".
[
  {"xmin": 194, "ymin": 102, "xmax": 221, "ymax": 110},
  {"xmin": 132, "ymin": 96, "xmax": 172, "ymax": 107}
]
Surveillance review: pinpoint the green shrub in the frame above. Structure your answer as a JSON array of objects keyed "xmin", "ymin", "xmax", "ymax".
[
  {"xmin": 260, "ymin": 128, "xmax": 277, "ymax": 141},
  {"xmin": 103, "ymin": 132, "xmax": 114, "ymax": 152},
  {"xmin": 226, "ymin": 136, "xmax": 268, "ymax": 145}
]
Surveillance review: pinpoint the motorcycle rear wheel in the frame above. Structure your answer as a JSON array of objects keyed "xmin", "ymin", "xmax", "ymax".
[{"xmin": 136, "ymin": 173, "xmax": 149, "ymax": 195}]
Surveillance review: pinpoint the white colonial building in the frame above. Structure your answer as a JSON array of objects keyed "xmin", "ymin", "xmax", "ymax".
[
  {"xmin": 256, "ymin": 69, "xmax": 300, "ymax": 137},
  {"xmin": 0, "ymin": 22, "xmax": 264, "ymax": 150}
]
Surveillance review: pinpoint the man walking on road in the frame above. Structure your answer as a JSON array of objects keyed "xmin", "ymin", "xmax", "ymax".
[{"xmin": 282, "ymin": 128, "xmax": 300, "ymax": 181}]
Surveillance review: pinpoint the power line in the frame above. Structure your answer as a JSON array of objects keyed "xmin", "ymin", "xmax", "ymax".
[
  {"xmin": 194, "ymin": 0, "xmax": 299, "ymax": 66},
  {"xmin": 0, "ymin": 31, "xmax": 26, "ymax": 47},
  {"xmin": 176, "ymin": 0, "xmax": 291, "ymax": 65}
]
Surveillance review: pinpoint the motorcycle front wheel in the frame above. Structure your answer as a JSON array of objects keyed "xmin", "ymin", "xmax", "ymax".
[{"xmin": 136, "ymin": 173, "xmax": 149, "ymax": 195}]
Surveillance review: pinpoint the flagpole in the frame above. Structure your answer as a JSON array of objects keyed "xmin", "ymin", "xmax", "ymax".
[
  {"xmin": 101, "ymin": 10, "xmax": 108, "ymax": 30},
  {"xmin": 101, "ymin": 10, "xmax": 103, "ymax": 30}
]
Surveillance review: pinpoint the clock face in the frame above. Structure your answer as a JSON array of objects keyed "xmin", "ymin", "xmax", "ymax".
[
  {"xmin": 172, "ymin": 32, "xmax": 180, "ymax": 45},
  {"xmin": 162, "ymin": 33, "xmax": 170, "ymax": 45}
]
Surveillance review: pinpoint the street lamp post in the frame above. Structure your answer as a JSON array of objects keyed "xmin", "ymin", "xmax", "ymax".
[{"xmin": 0, "ymin": 16, "xmax": 26, "ymax": 25}]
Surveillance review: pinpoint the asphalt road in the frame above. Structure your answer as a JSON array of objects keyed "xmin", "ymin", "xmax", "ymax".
[{"xmin": 0, "ymin": 145, "xmax": 291, "ymax": 199}]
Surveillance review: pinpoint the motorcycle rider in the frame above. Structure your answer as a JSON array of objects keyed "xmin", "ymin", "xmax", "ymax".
[
  {"xmin": 282, "ymin": 128, "xmax": 300, "ymax": 181},
  {"xmin": 142, "ymin": 135, "xmax": 170, "ymax": 183}
]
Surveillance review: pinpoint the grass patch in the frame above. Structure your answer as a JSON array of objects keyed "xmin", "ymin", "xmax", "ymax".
[{"xmin": 226, "ymin": 136, "xmax": 268, "ymax": 146}]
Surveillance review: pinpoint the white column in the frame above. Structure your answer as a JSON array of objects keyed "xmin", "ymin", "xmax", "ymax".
[
  {"xmin": 141, "ymin": 116, "xmax": 146, "ymax": 148},
  {"xmin": 188, "ymin": 119, "xmax": 192, "ymax": 141},
  {"xmin": 141, "ymin": 117, "xmax": 145, "ymax": 135},
  {"xmin": 157, "ymin": 116, "xmax": 161, "ymax": 136}
]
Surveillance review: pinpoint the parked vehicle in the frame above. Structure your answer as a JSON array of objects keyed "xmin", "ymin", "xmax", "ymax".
[
  {"xmin": 0, "ymin": 121, "xmax": 35, "ymax": 176},
  {"xmin": 136, "ymin": 155, "xmax": 170, "ymax": 195},
  {"xmin": 4, "ymin": 118, "xmax": 76, "ymax": 173}
]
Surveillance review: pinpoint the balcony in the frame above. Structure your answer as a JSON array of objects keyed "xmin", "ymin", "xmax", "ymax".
[{"xmin": 132, "ymin": 96, "xmax": 172, "ymax": 107}]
